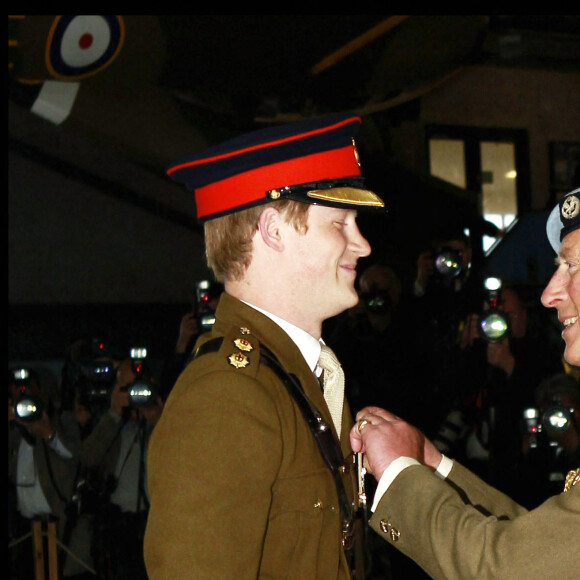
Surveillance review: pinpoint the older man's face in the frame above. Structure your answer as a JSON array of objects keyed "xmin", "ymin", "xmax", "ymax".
[{"xmin": 542, "ymin": 229, "xmax": 580, "ymax": 365}]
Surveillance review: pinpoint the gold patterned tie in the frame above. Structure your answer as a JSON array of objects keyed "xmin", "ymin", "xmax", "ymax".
[{"xmin": 318, "ymin": 344, "xmax": 345, "ymax": 436}]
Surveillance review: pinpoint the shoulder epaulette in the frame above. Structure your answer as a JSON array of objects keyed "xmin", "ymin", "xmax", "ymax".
[{"xmin": 192, "ymin": 325, "xmax": 261, "ymax": 378}]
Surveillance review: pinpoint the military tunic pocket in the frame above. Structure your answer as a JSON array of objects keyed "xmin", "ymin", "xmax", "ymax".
[{"xmin": 259, "ymin": 469, "xmax": 342, "ymax": 579}]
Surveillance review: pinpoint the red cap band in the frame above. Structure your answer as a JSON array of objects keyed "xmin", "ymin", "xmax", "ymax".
[{"xmin": 195, "ymin": 145, "xmax": 361, "ymax": 220}]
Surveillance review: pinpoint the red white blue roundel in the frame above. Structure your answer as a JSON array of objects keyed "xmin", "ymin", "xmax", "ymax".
[{"xmin": 46, "ymin": 15, "xmax": 124, "ymax": 80}]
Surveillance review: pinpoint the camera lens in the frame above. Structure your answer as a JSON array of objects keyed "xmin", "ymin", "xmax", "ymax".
[
  {"xmin": 542, "ymin": 406, "xmax": 574, "ymax": 434},
  {"xmin": 479, "ymin": 310, "xmax": 509, "ymax": 342},
  {"xmin": 14, "ymin": 396, "xmax": 44, "ymax": 422},
  {"xmin": 363, "ymin": 290, "xmax": 392, "ymax": 315},
  {"xmin": 200, "ymin": 313, "xmax": 216, "ymax": 330},
  {"xmin": 82, "ymin": 361, "xmax": 116, "ymax": 384},
  {"xmin": 433, "ymin": 248, "xmax": 462, "ymax": 278},
  {"xmin": 128, "ymin": 381, "xmax": 154, "ymax": 407}
]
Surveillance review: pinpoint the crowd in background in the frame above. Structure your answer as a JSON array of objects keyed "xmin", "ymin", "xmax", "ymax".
[{"xmin": 9, "ymin": 228, "xmax": 580, "ymax": 580}]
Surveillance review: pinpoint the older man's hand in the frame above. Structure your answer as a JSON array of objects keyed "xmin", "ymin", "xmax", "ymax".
[{"xmin": 350, "ymin": 406, "xmax": 442, "ymax": 480}]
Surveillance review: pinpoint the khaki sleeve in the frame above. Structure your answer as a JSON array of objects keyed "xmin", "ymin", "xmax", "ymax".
[{"xmin": 369, "ymin": 464, "xmax": 580, "ymax": 579}]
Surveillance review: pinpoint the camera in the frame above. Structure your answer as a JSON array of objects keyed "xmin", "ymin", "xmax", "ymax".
[
  {"xmin": 360, "ymin": 289, "xmax": 393, "ymax": 316},
  {"xmin": 478, "ymin": 278, "xmax": 510, "ymax": 343},
  {"xmin": 523, "ymin": 403, "xmax": 575, "ymax": 443},
  {"xmin": 522, "ymin": 407, "xmax": 543, "ymax": 448},
  {"xmin": 542, "ymin": 405, "xmax": 576, "ymax": 438},
  {"xmin": 433, "ymin": 246, "xmax": 463, "ymax": 279},
  {"xmin": 11, "ymin": 368, "xmax": 44, "ymax": 422},
  {"xmin": 195, "ymin": 280, "xmax": 220, "ymax": 330},
  {"xmin": 123, "ymin": 347, "xmax": 156, "ymax": 407},
  {"xmin": 77, "ymin": 360, "xmax": 117, "ymax": 405}
]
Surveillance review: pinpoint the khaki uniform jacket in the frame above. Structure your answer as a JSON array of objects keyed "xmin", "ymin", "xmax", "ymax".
[
  {"xmin": 144, "ymin": 294, "xmax": 358, "ymax": 579},
  {"xmin": 370, "ymin": 461, "xmax": 580, "ymax": 579}
]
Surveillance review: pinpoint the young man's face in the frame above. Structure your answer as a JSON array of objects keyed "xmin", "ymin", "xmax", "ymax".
[
  {"xmin": 284, "ymin": 204, "xmax": 371, "ymax": 326},
  {"xmin": 542, "ymin": 229, "xmax": 580, "ymax": 365}
]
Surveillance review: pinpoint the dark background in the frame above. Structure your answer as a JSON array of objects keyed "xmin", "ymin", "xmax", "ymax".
[{"xmin": 9, "ymin": 15, "xmax": 580, "ymax": 364}]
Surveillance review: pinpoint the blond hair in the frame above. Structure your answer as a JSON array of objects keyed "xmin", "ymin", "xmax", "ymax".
[{"xmin": 204, "ymin": 200, "xmax": 310, "ymax": 282}]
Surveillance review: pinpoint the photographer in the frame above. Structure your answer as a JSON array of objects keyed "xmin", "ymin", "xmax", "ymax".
[
  {"xmin": 433, "ymin": 284, "xmax": 563, "ymax": 503},
  {"xmin": 8, "ymin": 367, "xmax": 92, "ymax": 579},
  {"xmin": 519, "ymin": 372, "xmax": 580, "ymax": 506},
  {"xmin": 80, "ymin": 355, "xmax": 163, "ymax": 579},
  {"xmin": 61, "ymin": 337, "xmax": 123, "ymax": 437},
  {"xmin": 159, "ymin": 280, "xmax": 223, "ymax": 399},
  {"xmin": 409, "ymin": 226, "xmax": 487, "ymax": 436},
  {"xmin": 536, "ymin": 374, "xmax": 580, "ymax": 468}
]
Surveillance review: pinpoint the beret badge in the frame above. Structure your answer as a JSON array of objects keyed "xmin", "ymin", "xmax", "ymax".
[
  {"xmin": 561, "ymin": 195, "xmax": 580, "ymax": 222},
  {"xmin": 546, "ymin": 187, "xmax": 580, "ymax": 253}
]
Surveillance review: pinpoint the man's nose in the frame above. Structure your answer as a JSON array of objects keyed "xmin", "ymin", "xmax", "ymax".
[
  {"xmin": 541, "ymin": 269, "xmax": 565, "ymax": 308},
  {"xmin": 350, "ymin": 224, "xmax": 371, "ymax": 258}
]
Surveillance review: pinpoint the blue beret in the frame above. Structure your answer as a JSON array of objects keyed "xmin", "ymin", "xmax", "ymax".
[
  {"xmin": 547, "ymin": 187, "xmax": 580, "ymax": 252},
  {"xmin": 167, "ymin": 113, "xmax": 385, "ymax": 222}
]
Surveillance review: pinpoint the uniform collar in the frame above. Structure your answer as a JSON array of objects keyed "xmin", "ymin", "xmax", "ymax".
[{"xmin": 241, "ymin": 300, "xmax": 322, "ymax": 373}]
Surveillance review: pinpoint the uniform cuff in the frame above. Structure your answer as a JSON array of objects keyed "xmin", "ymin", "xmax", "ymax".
[
  {"xmin": 370, "ymin": 454, "xmax": 454, "ymax": 512},
  {"xmin": 435, "ymin": 453, "xmax": 453, "ymax": 479},
  {"xmin": 371, "ymin": 457, "xmax": 420, "ymax": 512}
]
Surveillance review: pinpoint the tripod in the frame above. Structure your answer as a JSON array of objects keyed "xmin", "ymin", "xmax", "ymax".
[{"xmin": 32, "ymin": 517, "xmax": 59, "ymax": 580}]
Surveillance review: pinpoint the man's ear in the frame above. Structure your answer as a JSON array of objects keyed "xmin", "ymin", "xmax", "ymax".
[{"xmin": 257, "ymin": 207, "xmax": 285, "ymax": 251}]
